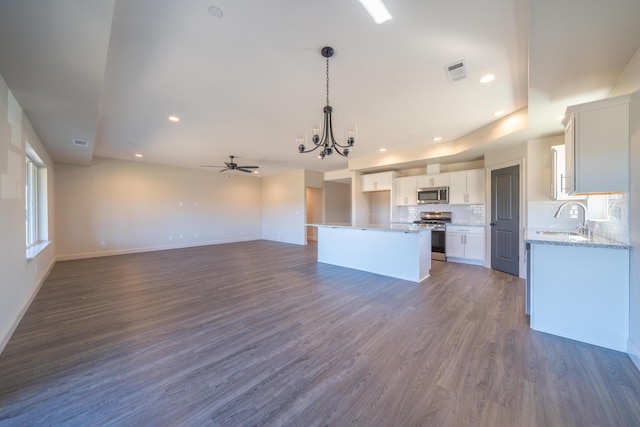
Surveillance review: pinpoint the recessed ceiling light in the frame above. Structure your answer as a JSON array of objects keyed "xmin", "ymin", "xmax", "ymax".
[
  {"xmin": 433, "ymin": 137, "xmax": 442, "ymax": 142},
  {"xmin": 494, "ymin": 110, "xmax": 506, "ymax": 117},
  {"xmin": 208, "ymin": 6, "xmax": 223, "ymax": 18},
  {"xmin": 479, "ymin": 74, "xmax": 495, "ymax": 83},
  {"xmin": 357, "ymin": 0, "xmax": 392, "ymax": 24},
  {"xmin": 556, "ymin": 114, "xmax": 565, "ymax": 120},
  {"xmin": 253, "ymin": 170, "xmax": 259, "ymax": 174},
  {"xmin": 379, "ymin": 148, "xmax": 387, "ymax": 152},
  {"xmin": 168, "ymin": 115, "xmax": 180, "ymax": 122},
  {"xmin": 135, "ymin": 154, "xmax": 143, "ymax": 158}
]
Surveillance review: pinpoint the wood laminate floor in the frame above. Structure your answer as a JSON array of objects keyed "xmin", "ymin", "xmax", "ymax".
[{"xmin": 1, "ymin": 241, "xmax": 640, "ymax": 426}]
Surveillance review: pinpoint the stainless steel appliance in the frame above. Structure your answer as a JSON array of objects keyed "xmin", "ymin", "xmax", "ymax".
[
  {"xmin": 413, "ymin": 211, "xmax": 452, "ymax": 261},
  {"xmin": 417, "ymin": 186, "xmax": 449, "ymax": 204}
]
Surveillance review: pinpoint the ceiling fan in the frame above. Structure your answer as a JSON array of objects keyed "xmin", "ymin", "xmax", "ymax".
[{"xmin": 201, "ymin": 155, "xmax": 259, "ymax": 173}]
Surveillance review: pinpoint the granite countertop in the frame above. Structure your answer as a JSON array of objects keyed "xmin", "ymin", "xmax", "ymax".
[
  {"xmin": 308, "ymin": 223, "xmax": 433, "ymax": 233},
  {"xmin": 524, "ymin": 229, "xmax": 631, "ymax": 249}
]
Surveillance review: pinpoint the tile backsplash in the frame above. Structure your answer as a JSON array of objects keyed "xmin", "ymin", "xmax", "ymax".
[
  {"xmin": 528, "ymin": 193, "xmax": 629, "ymax": 244},
  {"xmin": 396, "ymin": 204, "xmax": 485, "ymax": 225},
  {"xmin": 590, "ymin": 193, "xmax": 629, "ymax": 244}
]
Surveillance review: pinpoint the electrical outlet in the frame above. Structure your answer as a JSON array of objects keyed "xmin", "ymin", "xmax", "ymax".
[
  {"xmin": 178, "ymin": 201, "xmax": 183, "ymax": 207},
  {"xmin": 194, "ymin": 202, "xmax": 199, "ymax": 207},
  {"xmin": 179, "ymin": 234, "xmax": 183, "ymax": 239},
  {"xmin": 241, "ymin": 230, "xmax": 245, "ymax": 235},
  {"xmin": 99, "ymin": 240, "xmax": 106, "ymax": 246},
  {"xmin": 195, "ymin": 233, "xmax": 199, "ymax": 239},
  {"xmin": 169, "ymin": 235, "xmax": 173, "ymax": 241}
]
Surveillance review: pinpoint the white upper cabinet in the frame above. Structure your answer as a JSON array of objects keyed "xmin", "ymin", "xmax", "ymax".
[
  {"xmin": 395, "ymin": 176, "xmax": 418, "ymax": 206},
  {"xmin": 449, "ymin": 169, "xmax": 485, "ymax": 204},
  {"xmin": 562, "ymin": 94, "xmax": 630, "ymax": 194},
  {"xmin": 417, "ymin": 173, "xmax": 449, "ymax": 188},
  {"xmin": 361, "ymin": 171, "xmax": 395, "ymax": 192},
  {"xmin": 551, "ymin": 145, "xmax": 583, "ymax": 200}
]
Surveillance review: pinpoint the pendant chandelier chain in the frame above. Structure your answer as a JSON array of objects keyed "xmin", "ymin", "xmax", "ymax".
[{"xmin": 326, "ymin": 57, "xmax": 330, "ymax": 107}]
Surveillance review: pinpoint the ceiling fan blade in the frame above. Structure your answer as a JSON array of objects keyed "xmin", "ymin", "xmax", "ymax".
[
  {"xmin": 200, "ymin": 165, "xmax": 225, "ymax": 168},
  {"xmin": 237, "ymin": 168, "xmax": 255, "ymax": 173},
  {"xmin": 218, "ymin": 168, "xmax": 230, "ymax": 172},
  {"xmin": 238, "ymin": 165, "xmax": 259, "ymax": 169}
]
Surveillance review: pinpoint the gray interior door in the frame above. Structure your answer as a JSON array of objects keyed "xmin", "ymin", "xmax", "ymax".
[{"xmin": 490, "ymin": 165, "xmax": 520, "ymax": 275}]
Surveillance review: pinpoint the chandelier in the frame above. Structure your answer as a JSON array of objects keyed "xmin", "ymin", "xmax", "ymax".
[{"xmin": 298, "ymin": 46, "xmax": 356, "ymax": 159}]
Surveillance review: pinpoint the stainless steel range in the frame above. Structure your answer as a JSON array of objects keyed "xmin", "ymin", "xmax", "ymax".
[{"xmin": 413, "ymin": 211, "xmax": 452, "ymax": 261}]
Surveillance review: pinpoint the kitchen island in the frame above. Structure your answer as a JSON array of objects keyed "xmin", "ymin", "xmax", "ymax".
[
  {"xmin": 310, "ymin": 223, "xmax": 432, "ymax": 282},
  {"xmin": 525, "ymin": 229, "xmax": 631, "ymax": 351}
]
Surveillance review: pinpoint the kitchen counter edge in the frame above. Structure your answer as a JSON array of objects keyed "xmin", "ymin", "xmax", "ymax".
[
  {"xmin": 307, "ymin": 223, "xmax": 432, "ymax": 233},
  {"xmin": 524, "ymin": 229, "xmax": 631, "ymax": 249}
]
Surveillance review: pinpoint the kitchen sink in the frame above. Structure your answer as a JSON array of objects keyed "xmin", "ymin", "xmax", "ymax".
[
  {"xmin": 535, "ymin": 230, "xmax": 590, "ymax": 241},
  {"xmin": 536, "ymin": 230, "xmax": 580, "ymax": 236}
]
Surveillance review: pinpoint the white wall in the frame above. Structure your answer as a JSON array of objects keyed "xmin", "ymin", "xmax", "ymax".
[
  {"xmin": 610, "ymin": 47, "xmax": 640, "ymax": 97},
  {"xmin": 628, "ymin": 90, "xmax": 640, "ymax": 368},
  {"xmin": 55, "ymin": 157, "xmax": 262, "ymax": 259},
  {"xmin": 609, "ymin": 48, "xmax": 640, "ymax": 368},
  {"xmin": 0, "ymin": 74, "xmax": 56, "ymax": 352},
  {"xmin": 262, "ymin": 169, "xmax": 306, "ymax": 245}
]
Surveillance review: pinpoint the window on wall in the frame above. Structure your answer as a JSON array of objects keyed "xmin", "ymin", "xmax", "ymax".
[
  {"xmin": 25, "ymin": 143, "xmax": 47, "ymax": 253},
  {"xmin": 25, "ymin": 156, "xmax": 38, "ymax": 246}
]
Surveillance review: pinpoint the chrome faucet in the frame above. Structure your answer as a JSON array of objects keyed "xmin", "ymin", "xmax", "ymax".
[{"xmin": 554, "ymin": 201, "xmax": 590, "ymax": 236}]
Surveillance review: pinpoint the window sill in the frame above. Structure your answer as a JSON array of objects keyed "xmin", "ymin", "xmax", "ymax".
[{"xmin": 26, "ymin": 240, "xmax": 51, "ymax": 260}]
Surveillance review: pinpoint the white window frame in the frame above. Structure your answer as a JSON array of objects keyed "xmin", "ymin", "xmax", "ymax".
[
  {"xmin": 25, "ymin": 156, "xmax": 39, "ymax": 247},
  {"xmin": 25, "ymin": 143, "xmax": 49, "ymax": 258}
]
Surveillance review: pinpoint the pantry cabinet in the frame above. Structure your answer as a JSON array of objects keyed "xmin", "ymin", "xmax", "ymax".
[
  {"xmin": 562, "ymin": 94, "xmax": 630, "ymax": 194},
  {"xmin": 448, "ymin": 169, "xmax": 485, "ymax": 204},
  {"xmin": 445, "ymin": 225, "xmax": 485, "ymax": 265}
]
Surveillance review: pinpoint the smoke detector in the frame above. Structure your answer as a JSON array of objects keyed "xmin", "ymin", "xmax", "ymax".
[{"xmin": 444, "ymin": 60, "xmax": 468, "ymax": 83}]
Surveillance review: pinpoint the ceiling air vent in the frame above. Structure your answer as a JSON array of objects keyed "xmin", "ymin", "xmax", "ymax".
[
  {"xmin": 444, "ymin": 60, "xmax": 467, "ymax": 83},
  {"xmin": 73, "ymin": 139, "xmax": 89, "ymax": 147}
]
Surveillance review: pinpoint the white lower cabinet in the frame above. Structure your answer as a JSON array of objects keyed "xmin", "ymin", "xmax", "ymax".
[
  {"xmin": 529, "ymin": 242, "xmax": 629, "ymax": 351},
  {"xmin": 445, "ymin": 225, "xmax": 484, "ymax": 265}
]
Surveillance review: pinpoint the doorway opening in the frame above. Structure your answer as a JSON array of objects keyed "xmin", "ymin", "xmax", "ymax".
[{"xmin": 306, "ymin": 187, "xmax": 324, "ymax": 243}]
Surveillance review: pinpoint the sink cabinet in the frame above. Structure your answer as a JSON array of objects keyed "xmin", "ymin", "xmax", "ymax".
[
  {"xmin": 529, "ymin": 242, "xmax": 629, "ymax": 351},
  {"xmin": 562, "ymin": 94, "xmax": 630, "ymax": 194}
]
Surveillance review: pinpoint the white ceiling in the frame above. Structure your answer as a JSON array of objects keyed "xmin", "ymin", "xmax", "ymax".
[{"xmin": 0, "ymin": 0, "xmax": 638, "ymax": 176}]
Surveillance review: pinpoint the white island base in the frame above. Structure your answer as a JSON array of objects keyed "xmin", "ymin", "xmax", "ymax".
[{"xmin": 316, "ymin": 225, "xmax": 432, "ymax": 283}]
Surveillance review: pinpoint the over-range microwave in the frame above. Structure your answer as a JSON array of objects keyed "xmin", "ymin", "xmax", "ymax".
[{"xmin": 417, "ymin": 186, "xmax": 449, "ymax": 204}]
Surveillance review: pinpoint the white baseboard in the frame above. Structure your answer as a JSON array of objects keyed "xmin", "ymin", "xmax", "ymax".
[
  {"xmin": 0, "ymin": 259, "xmax": 55, "ymax": 355},
  {"xmin": 629, "ymin": 338, "xmax": 640, "ymax": 373},
  {"xmin": 56, "ymin": 237, "xmax": 261, "ymax": 261}
]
